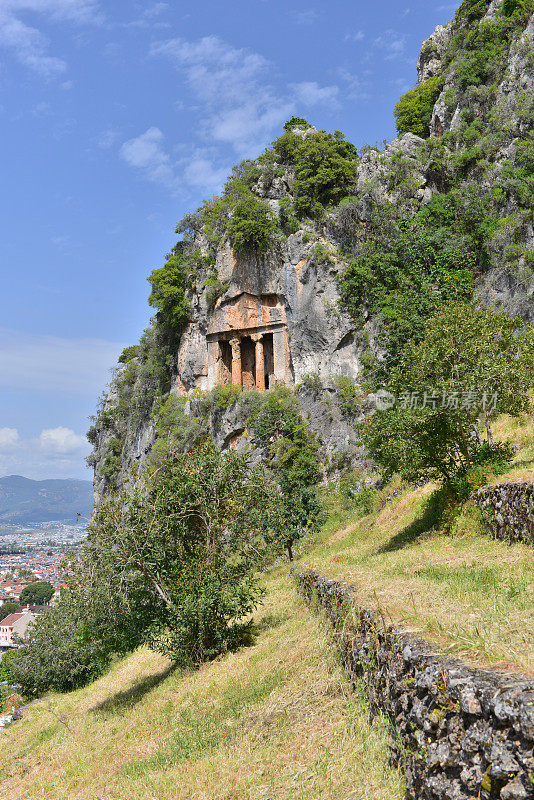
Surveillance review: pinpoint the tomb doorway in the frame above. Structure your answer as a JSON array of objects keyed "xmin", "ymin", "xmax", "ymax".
[
  {"xmin": 218, "ymin": 340, "xmax": 232, "ymax": 385},
  {"xmin": 263, "ymin": 333, "xmax": 274, "ymax": 389},
  {"xmin": 240, "ymin": 336, "xmax": 256, "ymax": 390}
]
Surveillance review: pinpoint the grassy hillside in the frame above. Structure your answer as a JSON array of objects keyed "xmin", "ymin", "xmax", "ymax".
[
  {"xmin": 301, "ymin": 413, "xmax": 534, "ymax": 673},
  {"xmin": 2, "ymin": 415, "xmax": 531, "ymax": 797},
  {"xmin": 0, "ymin": 573, "xmax": 403, "ymax": 800}
]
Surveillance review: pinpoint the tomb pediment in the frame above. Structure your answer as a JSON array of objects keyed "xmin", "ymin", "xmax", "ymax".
[{"xmin": 208, "ymin": 292, "xmax": 285, "ymax": 338}]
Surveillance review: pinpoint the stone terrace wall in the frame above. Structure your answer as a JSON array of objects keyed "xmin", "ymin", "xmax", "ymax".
[
  {"xmin": 295, "ymin": 569, "xmax": 534, "ymax": 800},
  {"xmin": 475, "ymin": 484, "xmax": 534, "ymax": 545}
]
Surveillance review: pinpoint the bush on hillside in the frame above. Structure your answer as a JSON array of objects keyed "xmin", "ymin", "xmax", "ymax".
[
  {"xmin": 147, "ymin": 243, "xmax": 193, "ymax": 330},
  {"xmin": 250, "ymin": 387, "xmax": 322, "ymax": 559},
  {"xmin": 227, "ymin": 194, "xmax": 279, "ymax": 254},
  {"xmin": 394, "ymin": 75, "xmax": 444, "ymax": 137},
  {"xmin": 360, "ymin": 302, "xmax": 534, "ymax": 487},
  {"xmin": 272, "ymin": 127, "xmax": 358, "ymax": 218},
  {"xmin": 339, "ymin": 189, "xmax": 490, "ymax": 382}
]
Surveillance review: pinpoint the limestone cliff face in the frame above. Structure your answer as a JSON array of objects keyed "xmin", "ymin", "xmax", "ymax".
[
  {"xmin": 422, "ymin": 6, "xmax": 534, "ymax": 321},
  {"xmin": 90, "ymin": 0, "xmax": 534, "ymax": 499},
  {"xmin": 175, "ymin": 230, "xmax": 363, "ymax": 396}
]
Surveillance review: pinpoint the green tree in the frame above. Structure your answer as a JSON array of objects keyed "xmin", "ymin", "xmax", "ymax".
[
  {"xmin": 340, "ymin": 191, "xmax": 485, "ymax": 381},
  {"xmin": 0, "ymin": 602, "xmax": 18, "ymax": 621},
  {"xmin": 88, "ymin": 441, "xmax": 283, "ymax": 667},
  {"xmin": 283, "ymin": 116, "xmax": 311, "ymax": 131},
  {"xmin": 147, "ymin": 243, "xmax": 192, "ymax": 330},
  {"xmin": 227, "ymin": 193, "xmax": 278, "ymax": 254},
  {"xmin": 360, "ymin": 302, "xmax": 534, "ymax": 483},
  {"xmin": 250, "ymin": 387, "xmax": 322, "ymax": 559},
  {"xmin": 273, "ymin": 127, "xmax": 358, "ymax": 218},
  {"xmin": 9, "ymin": 573, "xmax": 152, "ymax": 695},
  {"xmin": 118, "ymin": 345, "xmax": 140, "ymax": 363},
  {"xmin": 20, "ymin": 581, "xmax": 54, "ymax": 605}
]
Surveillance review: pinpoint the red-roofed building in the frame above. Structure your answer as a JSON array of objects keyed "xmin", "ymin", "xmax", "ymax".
[{"xmin": 0, "ymin": 611, "xmax": 36, "ymax": 650}]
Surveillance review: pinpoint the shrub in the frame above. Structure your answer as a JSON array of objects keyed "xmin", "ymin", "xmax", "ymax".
[
  {"xmin": 394, "ymin": 75, "xmax": 444, "ymax": 137},
  {"xmin": 339, "ymin": 191, "xmax": 484, "ymax": 382},
  {"xmin": 310, "ymin": 241, "xmax": 335, "ymax": 263},
  {"xmin": 147, "ymin": 243, "xmax": 193, "ymax": 330},
  {"xmin": 10, "ymin": 572, "xmax": 152, "ymax": 696},
  {"xmin": 250, "ymin": 386, "xmax": 321, "ymax": 559},
  {"xmin": 339, "ymin": 472, "xmax": 379, "ymax": 515},
  {"xmin": 500, "ymin": 0, "xmax": 534, "ymax": 21},
  {"xmin": 278, "ymin": 197, "xmax": 300, "ymax": 234},
  {"xmin": 334, "ymin": 376, "xmax": 362, "ymax": 416},
  {"xmin": 118, "ymin": 345, "xmax": 140, "ymax": 364},
  {"xmin": 203, "ymin": 383, "xmax": 242, "ymax": 412},
  {"xmin": 149, "ymin": 395, "xmax": 207, "ymax": 466},
  {"xmin": 272, "ymin": 127, "xmax": 358, "ymax": 218},
  {"xmin": 360, "ymin": 302, "xmax": 534, "ymax": 483},
  {"xmin": 284, "ymin": 116, "xmax": 311, "ymax": 131},
  {"xmin": 205, "ymin": 273, "xmax": 229, "ymax": 309},
  {"xmin": 227, "ymin": 194, "xmax": 278, "ymax": 254},
  {"xmin": 301, "ymin": 373, "xmax": 323, "ymax": 392},
  {"xmin": 454, "ymin": 21, "xmax": 508, "ymax": 90},
  {"xmin": 455, "ymin": 0, "xmax": 492, "ymax": 24}
]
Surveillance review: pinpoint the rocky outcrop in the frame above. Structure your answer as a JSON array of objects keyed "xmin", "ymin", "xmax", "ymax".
[
  {"xmin": 174, "ymin": 236, "xmax": 364, "ymax": 396},
  {"xmin": 475, "ymin": 483, "xmax": 534, "ymax": 544},
  {"xmin": 296, "ymin": 569, "xmax": 534, "ymax": 800},
  {"xmin": 90, "ymin": 1, "xmax": 534, "ymax": 497}
]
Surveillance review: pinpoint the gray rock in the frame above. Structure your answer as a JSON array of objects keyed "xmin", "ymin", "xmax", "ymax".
[{"xmin": 500, "ymin": 778, "xmax": 529, "ymax": 800}]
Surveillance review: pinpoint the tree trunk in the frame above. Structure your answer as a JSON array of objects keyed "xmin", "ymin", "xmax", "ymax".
[{"xmin": 486, "ymin": 417, "xmax": 495, "ymax": 446}]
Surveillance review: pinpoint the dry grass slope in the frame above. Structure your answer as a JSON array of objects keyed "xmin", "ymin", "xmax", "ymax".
[
  {"xmin": 2, "ymin": 414, "xmax": 531, "ymax": 797},
  {"xmin": 0, "ymin": 576, "xmax": 404, "ymax": 800}
]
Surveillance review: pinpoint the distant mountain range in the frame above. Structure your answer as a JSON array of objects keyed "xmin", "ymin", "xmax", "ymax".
[{"xmin": 0, "ymin": 475, "xmax": 93, "ymax": 524}]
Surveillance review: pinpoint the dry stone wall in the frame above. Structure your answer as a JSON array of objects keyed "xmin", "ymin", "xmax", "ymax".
[
  {"xmin": 295, "ymin": 569, "xmax": 534, "ymax": 800},
  {"xmin": 475, "ymin": 484, "xmax": 534, "ymax": 545}
]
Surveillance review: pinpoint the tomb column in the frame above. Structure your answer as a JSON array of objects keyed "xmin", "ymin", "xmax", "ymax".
[
  {"xmin": 253, "ymin": 335, "xmax": 265, "ymax": 392},
  {"xmin": 230, "ymin": 338, "xmax": 242, "ymax": 386}
]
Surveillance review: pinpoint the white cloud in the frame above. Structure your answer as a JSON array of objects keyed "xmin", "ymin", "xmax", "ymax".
[
  {"xmin": 345, "ymin": 30, "xmax": 365, "ymax": 43},
  {"xmin": 150, "ymin": 35, "xmax": 295, "ymax": 157},
  {"xmin": 142, "ymin": 2, "xmax": 168, "ymax": 18},
  {"xmin": 120, "ymin": 127, "xmax": 175, "ymax": 187},
  {"xmin": 98, "ymin": 127, "xmax": 120, "ymax": 150},
  {"xmin": 0, "ymin": 0, "xmax": 101, "ymax": 77},
  {"xmin": 39, "ymin": 426, "xmax": 87, "ymax": 454},
  {"xmin": 289, "ymin": 9, "xmax": 319, "ymax": 25},
  {"xmin": 338, "ymin": 68, "xmax": 370, "ymax": 101},
  {"xmin": 182, "ymin": 153, "xmax": 229, "ymax": 190},
  {"xmin": 118, "ymin": 34, "xmax": 365, "ymax": 196},
  {"xmin": 0, "ymin": 328, "xmax": 124, "ymax": 395},
  {"xmin": 0, "ymin": 428, "xmax": 91, "ymax": 479},
  {"xmin": 374, "ymin": 29, "xmax": 408, "ymax": 61},
  {"xmin": 0, "ymin": 429, "xmax": 19, "ymax": 451},
  {"xmin": 290, "ymin": 81, "xmax": 340, "ymax": 108}
]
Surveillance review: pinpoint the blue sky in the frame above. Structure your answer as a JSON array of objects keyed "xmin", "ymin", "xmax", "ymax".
[{"xmin": 0, "ymin": 0, "xmax": 457, "ymax": 480}]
